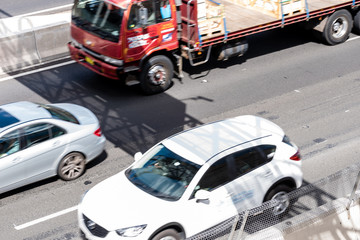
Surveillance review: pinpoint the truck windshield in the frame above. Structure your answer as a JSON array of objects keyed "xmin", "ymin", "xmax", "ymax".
[
  {"xmin": 72, "ymin": 0, "xmax": 126, "ymax": 42},
  {"xmin": 125, "ymin": 144, "xmax": 201, "ymax": 201}
]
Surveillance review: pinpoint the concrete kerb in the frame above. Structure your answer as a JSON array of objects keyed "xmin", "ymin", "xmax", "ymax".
[{"xmin": 0, "ymin": 6, "xmax": 72, "ymax": 75}]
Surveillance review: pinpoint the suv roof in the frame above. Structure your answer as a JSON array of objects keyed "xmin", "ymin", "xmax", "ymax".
[{"xmin": 163, "ymin": 115, "xmax": 285, "ymax": 165}]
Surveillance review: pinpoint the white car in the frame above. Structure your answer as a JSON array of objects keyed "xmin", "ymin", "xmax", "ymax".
[
  {"xmin": 78, "ymin": 115, "xmax": 302, "ymax": 240},
  {"xmin": 0, "ymin": 101, "xmax": 106, "ymax": 194}
]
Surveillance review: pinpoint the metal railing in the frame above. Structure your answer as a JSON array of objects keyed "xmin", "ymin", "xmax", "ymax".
[{"xmin": 187, "ymin": 161, "xmax": 360, "ymax": 240}]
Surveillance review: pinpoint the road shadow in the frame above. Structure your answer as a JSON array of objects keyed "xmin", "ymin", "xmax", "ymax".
[
  {"xmin": 16, "ymin": 64, "xmax": 204, "ymax": 155},
  {"xmin": 183, "ymin": 25, "xmax": 318, "ymax": 79}
]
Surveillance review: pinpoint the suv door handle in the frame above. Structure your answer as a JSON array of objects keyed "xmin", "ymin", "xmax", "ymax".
[{"xmin": 263, "ymin": 171, "xmax": 273, "ymax": 178}]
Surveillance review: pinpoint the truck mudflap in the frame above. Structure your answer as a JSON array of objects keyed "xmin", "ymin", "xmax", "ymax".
[{"xmin": 68, "ymin": 42, "xmax": 122, "ymax": 80}]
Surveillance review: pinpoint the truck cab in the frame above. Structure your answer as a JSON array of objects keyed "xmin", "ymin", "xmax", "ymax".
[{"xmin": 68, "ymin": 0, "xmax": 179, "ymax": 94}]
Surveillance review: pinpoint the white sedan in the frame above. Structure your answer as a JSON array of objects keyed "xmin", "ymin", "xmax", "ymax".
[
  {"xmin": 78, "ymin": 115, "xmax": 302, "ymax": 240},
  {"xmin": 0, "ymin": 101, "xmax": 106, "ymax": 194}
]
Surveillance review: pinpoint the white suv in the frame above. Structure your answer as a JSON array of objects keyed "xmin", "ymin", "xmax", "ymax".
[{"xmin": 78, "ymin": 115, "xmax": 302, "ymax": 240}]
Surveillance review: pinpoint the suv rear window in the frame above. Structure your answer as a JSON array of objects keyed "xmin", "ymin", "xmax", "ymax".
[{"xmin": 0, "ymin": 108, "xmax": 20, "ymax": 128}]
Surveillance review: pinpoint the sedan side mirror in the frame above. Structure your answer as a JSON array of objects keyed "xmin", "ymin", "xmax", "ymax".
[{"xmin": 134, "ymin": 152, "xmax": 143, "ymax": 162}]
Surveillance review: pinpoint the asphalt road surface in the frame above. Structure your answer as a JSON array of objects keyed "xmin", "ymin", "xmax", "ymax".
[{"xmin": 0, "ymin": 27, "xmax": 359, "ymax": 239}]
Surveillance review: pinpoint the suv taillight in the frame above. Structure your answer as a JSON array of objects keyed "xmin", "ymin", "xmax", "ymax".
[
  {"xmin": 94, "ymin": 127, "xmax": 102, "ymax": 137},
  {"xmin": 290, "ymin": 151, "xmax": 301, "ymax": 161}
]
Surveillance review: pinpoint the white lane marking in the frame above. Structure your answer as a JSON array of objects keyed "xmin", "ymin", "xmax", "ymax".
[
  {"xmin": 14, "ymin": 4, "xmax": 73, "ymax": 18},
  {"xmin": 348, "ymin": 36, "xmax": 360, "ymax": 42},
  {"xmin": 14, "ymin": 205, "xmax": 78, "ymax": 230},
  {"xmin": 0, "ymin": 60, "xmax": 75, "ymax": 82}
]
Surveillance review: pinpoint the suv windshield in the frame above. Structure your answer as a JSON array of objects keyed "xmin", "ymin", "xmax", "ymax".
[
  {"xmin": 72, "ymin": 0, "xmax": 126, "ymax": 42},
  {"xmin": 126, "ymin": 144, "xmax": 201, "ymax": 201}
]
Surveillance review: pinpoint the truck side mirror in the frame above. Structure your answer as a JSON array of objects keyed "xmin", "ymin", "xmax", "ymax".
[{"xmin": 138, "ymin": 7, "xmax": 148, "ymax": 27}]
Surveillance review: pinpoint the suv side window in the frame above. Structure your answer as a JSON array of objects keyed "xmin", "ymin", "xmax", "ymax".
[
  {"xmin": 0, "ymin": 130, "xmax": 21, "ymax": 158},
  {"xmin": 233, "ymin": 145, "xmax": 276, "ymax": 176},
  {"xmin": 197, "ymin": 158, "xmax": 230, "ymax": 191},
  {"xmin": 196, "ymin": 145, "xmax": 276, "ymax": 192}
]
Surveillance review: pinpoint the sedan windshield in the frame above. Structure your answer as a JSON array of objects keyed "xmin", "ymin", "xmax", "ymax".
[
  {"xmin": 126, "ymin": 144, "xmax": 201, "ymax": 201},
  {"xmin": 72, "ymin": 0, "xmax": 126, "ymax": 42}
]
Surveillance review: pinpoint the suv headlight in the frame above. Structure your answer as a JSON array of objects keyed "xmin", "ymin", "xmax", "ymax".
[{"xmin": 116, "ymin": 224, "xmax": 147, "ymax": 237}]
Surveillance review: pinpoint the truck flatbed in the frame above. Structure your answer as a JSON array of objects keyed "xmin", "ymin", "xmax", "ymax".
[{"xmin": 200, "ymin": 0, "xmax": 359, "ymax": 45}]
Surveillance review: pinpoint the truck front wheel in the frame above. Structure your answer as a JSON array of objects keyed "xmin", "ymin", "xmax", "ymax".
[
  {"xmin": 322, "ymin": 9, "xmax": 353, "ymax": 45},
  {"xmin": 140, "ymin": 55, "xmax": 173, "ymax": 95}
]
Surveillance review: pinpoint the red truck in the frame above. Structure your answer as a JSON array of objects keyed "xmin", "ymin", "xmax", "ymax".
[{"xmin": 68, "ymin": 0, "xmax": 360, "ymax": 94}]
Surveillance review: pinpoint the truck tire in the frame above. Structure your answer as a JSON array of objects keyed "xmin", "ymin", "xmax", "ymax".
[
  {"xmin": 322, "ymin": 9, "xmax": 353, "ymax": 45},
  {"xmin": 354, "ymin": 10, "xmax": 360, "ymax": 34},
  {"xmin": 140, "ymin": 55, "xmax": 173, "ymax": 95}
]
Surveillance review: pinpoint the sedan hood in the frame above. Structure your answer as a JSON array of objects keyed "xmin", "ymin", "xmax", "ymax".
[{"xmin": 80, "ymin": 171, "xmax": 172, "ymax": 231}]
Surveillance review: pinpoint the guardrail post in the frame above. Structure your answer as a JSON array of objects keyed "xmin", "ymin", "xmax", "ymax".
[
  {"xmin": 227, "ymin": 214, "xmax": 240, "ymax": 240},
  {"xmin": 236, "ymin": 210, "xmax": 249, "ymax": 240},
  {"xmin": 346, "ymin": 170, "xmax": 360, "ymax": 218}
]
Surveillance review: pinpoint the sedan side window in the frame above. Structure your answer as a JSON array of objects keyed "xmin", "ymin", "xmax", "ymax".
[
  {"xmin": 51, "ymin": 125, "xmax": 66, "ymax": 138},
  {"xmin": 23, "ymin": 124, "xmax": 51, "ymax": 148},
  {"xmin": 0, "ymin": 130, "xmax": 21, "ymax": 158}
]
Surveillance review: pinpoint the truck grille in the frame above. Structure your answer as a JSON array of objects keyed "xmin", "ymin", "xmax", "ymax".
[{"xmin": 83, "ymin": 214, "xmax": 109, "ymax": 238}]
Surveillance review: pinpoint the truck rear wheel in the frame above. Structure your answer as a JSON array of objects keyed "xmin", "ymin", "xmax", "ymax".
[
  {"xmin": 322, "ymin": 9, "xmax": 353, "ymax": 45},
  {"xmin": 354, "ymin": 10, "xmax": 360, "ymax": 34},
  {"xmin": 140, "ymin": 55, "xmax": 173, "ymax": 95}
]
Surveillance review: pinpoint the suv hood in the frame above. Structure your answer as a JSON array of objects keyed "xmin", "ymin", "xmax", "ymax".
[{"xmin": 80, "ymin": 171, "xmax": 173, "ymax": 231}]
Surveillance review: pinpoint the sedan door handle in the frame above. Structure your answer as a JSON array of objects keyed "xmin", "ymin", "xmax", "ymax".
[
  {"xmin": 150, "ymin": 35, "xmax": 159, "ymax": 39},
  {"xmin": 53, "ymin": 141, "xmax": 60, "ymax": 147},
  {"xmin": 12, "ymin": 157, "xmax": 22, "ymax": 163}
]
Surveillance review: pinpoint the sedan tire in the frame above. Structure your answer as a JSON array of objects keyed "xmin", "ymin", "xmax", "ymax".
[{"xmin": 57, "ymin": 152, "xmax": 86, "ymax": 181}]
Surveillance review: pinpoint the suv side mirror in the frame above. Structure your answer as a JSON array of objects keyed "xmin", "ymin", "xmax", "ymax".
[
  {"xmin": 138, "ymin": 7, "xmax": 148, "ymax": 27},
  {"xmin": 134, "ymin": 152, "xmax": 143, "ymax": 162},
  {"xmin": 195, "ymin": 189, "xmax": 210, "ymax": 201}
]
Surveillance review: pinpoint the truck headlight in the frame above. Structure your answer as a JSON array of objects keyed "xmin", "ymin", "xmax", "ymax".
[
  {"xmin": 103, "ymin": 56, "xmax": 124, "ymax": 66},
  {"xmin": 71, "ymin": 38, "xmax": 82, "ymax": 48},
  {"xmin": 115, "ymin": 224, "xmax": 147, "ymax": 237}
]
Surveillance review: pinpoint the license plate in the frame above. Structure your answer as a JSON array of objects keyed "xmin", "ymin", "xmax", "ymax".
[{"xmin": 85, "ymin": 56, "xmax": 94, "ymax": 65}]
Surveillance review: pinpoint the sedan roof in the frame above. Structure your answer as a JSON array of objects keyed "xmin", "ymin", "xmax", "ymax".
[
  {"xmin": 163, "ymin": 115, "xmax": 284, "ymax": 165},
  {"xmin": 0, "ymin": 101, "xmax": 51, "ymax": 131}
]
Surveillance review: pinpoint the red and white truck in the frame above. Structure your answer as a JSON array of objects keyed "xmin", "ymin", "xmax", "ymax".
[{"xmin": 68, "ymin": 0, "xmax": 360, "ymax": 94}]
